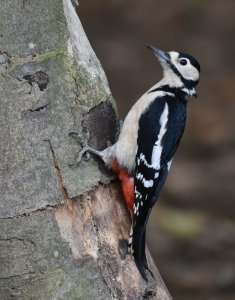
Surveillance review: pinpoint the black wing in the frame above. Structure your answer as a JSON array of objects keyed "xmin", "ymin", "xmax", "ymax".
[{"xmin": 129, "ymin": 95, "xmax": 187, "ymax": 280}]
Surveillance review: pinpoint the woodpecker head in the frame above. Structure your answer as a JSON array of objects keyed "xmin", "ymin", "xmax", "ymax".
[{"xmin": 146, "ymin": 44, "xmax": 200, "ymax": 96}]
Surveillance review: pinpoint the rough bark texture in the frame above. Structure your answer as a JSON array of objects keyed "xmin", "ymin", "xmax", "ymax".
[{"xmin": 0, "ymin": 1, "xmax": 172, "ymax": 299}]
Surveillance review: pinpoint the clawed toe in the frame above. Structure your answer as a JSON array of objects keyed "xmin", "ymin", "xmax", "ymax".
[
  {"xmin": 69, "ymin": 129, "xmax": 92, "ymax": 166},
  {"xmin": 68, "ymin": 132, "xmax": 81, "ymax": 139},
  {"xmin": 84, "ymin": 151, "xmax": 90, "ymax": 161},
  {"xmin": 69, "ymin": 128, "xmax": 104, "ymax": 166},
  {"xmin": 69, "ymin": 130, "xmax": 90, "ymax": 147}
]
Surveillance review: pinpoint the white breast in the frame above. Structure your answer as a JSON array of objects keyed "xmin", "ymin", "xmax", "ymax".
[{"xmin": 115, "ymin": 88, "xmax": 173, "ymax": 173}]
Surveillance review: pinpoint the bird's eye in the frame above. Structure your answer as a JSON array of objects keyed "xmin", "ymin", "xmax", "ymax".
[{"xmin": 179, "ymin": 58, "xmax": 188, "ymax": 66}]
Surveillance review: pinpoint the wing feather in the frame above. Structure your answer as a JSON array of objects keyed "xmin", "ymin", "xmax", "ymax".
[{"xmin": 129, "ymin": 94, "xmax": 187, "ymax": 280}]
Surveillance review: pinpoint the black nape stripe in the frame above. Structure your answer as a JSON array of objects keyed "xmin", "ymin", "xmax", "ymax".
[
  {"xmin": 170, "ymin": 63, "xmax": 199, "ymax": 90},
  {"xmin": 148, "ymin": 85, "xmax": 190, "ymax": 102}
]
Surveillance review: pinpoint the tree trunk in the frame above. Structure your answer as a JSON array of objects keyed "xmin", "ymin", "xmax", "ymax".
[{"xmin": 0, "ymin": 1, "xmax": 172, "ymax": 299}]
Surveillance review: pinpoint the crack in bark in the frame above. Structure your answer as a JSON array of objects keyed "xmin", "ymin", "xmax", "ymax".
[
  {"xmin": 0, "ymin": 271, "xmax": 36, "ymax": 281},
  {"xmin": 0, "ymin": 204, "xmax": 58, "ymax": 220},
  {"xmin": 79, "ymin": 191, "xmax": 113, "ymax": 296},
  {"xmin": 85, "ymin": 187, "xmax": 119, "ymax": 299},
  {"xmin": 45, "ymin": 139, "xmax": 69, "ymax": 202},
  {"xmin": 29, "ymin": 103, "xmax": 48, "ymax": 112}
]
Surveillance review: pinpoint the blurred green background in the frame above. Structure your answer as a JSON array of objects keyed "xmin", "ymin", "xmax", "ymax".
[{"xmin": 79, "ymin": 1, "xmax": 235, "ymax": 299}]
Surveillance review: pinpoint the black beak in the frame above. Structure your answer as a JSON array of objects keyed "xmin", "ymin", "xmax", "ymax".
[{"xmin": 146, "ymin": 44, "xmax": 170, "ymax": 64}]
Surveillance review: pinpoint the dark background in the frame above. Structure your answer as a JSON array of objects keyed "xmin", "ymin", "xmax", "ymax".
[{"xmin": 79, "ymin": 1, "xmax": 235, "ymax": 299}]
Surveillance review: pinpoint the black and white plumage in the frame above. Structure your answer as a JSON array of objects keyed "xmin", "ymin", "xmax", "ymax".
[
  {"xmin": 72, "ymin": 44, "xmax": 200, "ymax": 281},
  {"xmin": 126, "ymin": 45, "xmax": 200, "ymax": 280}
]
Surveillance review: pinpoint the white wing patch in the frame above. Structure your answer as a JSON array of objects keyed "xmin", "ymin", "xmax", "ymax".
[
  {"xmin": 142, "ymin": 178, "xmax": 154, "ymax": 188},
  {"xmin": 139, "ymin": 153, "xmax": 155, "ymax": 169},
  {"xmin": 154, "ymin": 172, "xmax": 159, "ymax": 179},
  {"xmin": 134, "ymin": 202, "xmax": 139, "ymax": 214},
  {"xmin": 151, "ymin": 103, "xmax": 169, "ymax": 169},
  {"xmin": 133, "ymin": 103, "xmax": 170, "ymax": 222},
  {"xmin": 134, "ymin": 186, "xmax": 143, "ymax": 199},
  {"xmin": 136, "ymin": 172, "xmax": 154, "ymax": 188},
  {"xmin": 136, "ymin": 172, "xmax": 144, "ymax": 180}
]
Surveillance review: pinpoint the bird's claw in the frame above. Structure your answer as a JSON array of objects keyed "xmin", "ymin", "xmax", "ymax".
[
  {"xmin": 68, "ymin": 132, "xmax": 82, "ymax": 141},
  {"xmin": 84, "ymin": 151, "xmax": 90, "ymax": 161},
  {"xmin": 69, "ymin": 130, "xmax": 90, "ymax": 146},
  {"xmin": 69, "ymin": 129, "xmax": 92, "ymax": 166},
  {"xmin": 84, "ymin": 129, "xmax": 90, "ymax": 143}
]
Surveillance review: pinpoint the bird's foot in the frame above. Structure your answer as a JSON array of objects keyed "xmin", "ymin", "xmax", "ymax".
[
  {"xmin": 69, "ymin": 129, "xmax": 92, "ymax": 165},
  {"xmin": 69, "ymin": 129, "xmax": 104, "ymax": 166}
]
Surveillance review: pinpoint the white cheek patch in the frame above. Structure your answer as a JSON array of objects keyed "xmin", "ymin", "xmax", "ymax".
[
  {"xmin": 187, "ymin": 67, "xmax": 199, "ymax": 81},
  {"xmin": 180, "ymin": 65, "xmax": 199, "ymax": 81},
  {"xmin": 169, "ymin": 51, "xmax": 199, "ymax": 82},
  {"xmin": 174, "ymin": 62, "xmax": 199, "ymax": 82}
]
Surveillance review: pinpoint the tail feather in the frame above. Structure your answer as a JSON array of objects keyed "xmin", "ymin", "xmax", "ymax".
[
  {"xmin": 128, "ymin": 208, "xmax": 152, "ymax": 281},
  {"xmin": 141, "ymin": 231, "xmax": 155, "ymax": 278},
  {"xmin": 133, "ymin": 224, "xmax": 148, "ymax": 280},
  {"xmin": 129, "ymin": 165, "xmax": 169, "ymax": 280}
]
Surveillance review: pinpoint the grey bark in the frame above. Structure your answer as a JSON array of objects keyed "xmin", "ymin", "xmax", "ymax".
[{"xmin": 0, "ymin": 0, "xmax": 172, "ymax": 299}]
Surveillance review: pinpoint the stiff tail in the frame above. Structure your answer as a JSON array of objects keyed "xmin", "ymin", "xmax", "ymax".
[
  {"xmin": 128, "ymin": 208, "xmax": 152, "ymax": 281},
  {"xmin": 128, "ymin": 165, "xmax": 169, "ymax": 280}
]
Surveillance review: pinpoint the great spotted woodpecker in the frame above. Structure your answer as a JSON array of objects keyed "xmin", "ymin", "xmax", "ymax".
[{"xmin": 71, "ymin": 45, "xmax": 200, "ymax": 281}]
